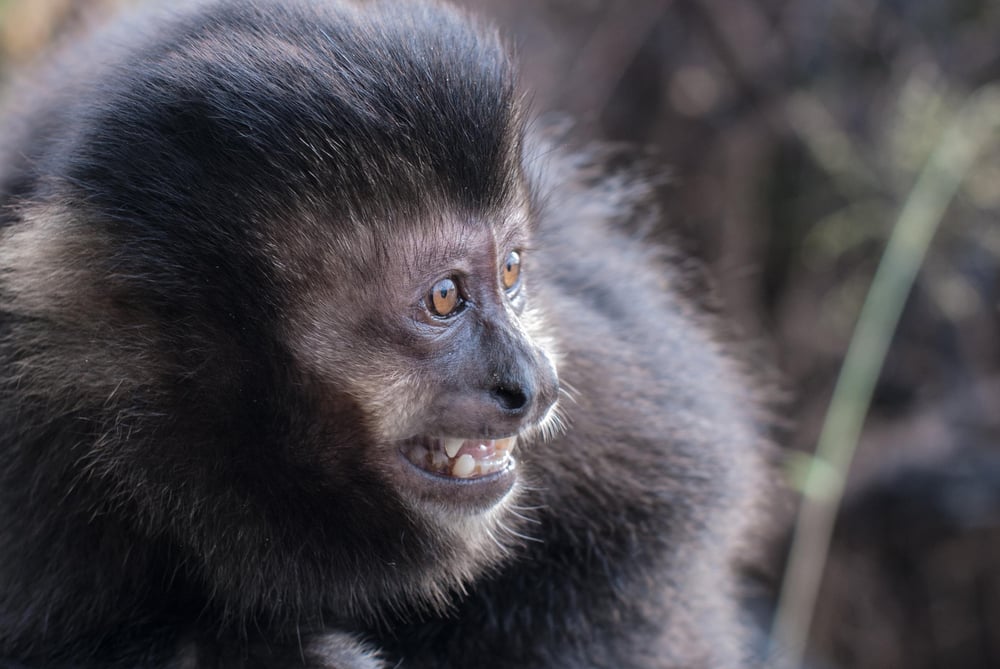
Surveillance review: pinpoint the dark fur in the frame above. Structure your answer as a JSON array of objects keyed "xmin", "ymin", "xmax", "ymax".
[{"xmin": 0, "ymin": 1, "xmax": 767, "ymax": 667}]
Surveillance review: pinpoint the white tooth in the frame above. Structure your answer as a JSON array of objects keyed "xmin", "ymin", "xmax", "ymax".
[
  {"xmin": 444, "ymin": 438, "xmax": 465, "ymax": 459},
  {"xmin": 452, "ymin": 454, "xmax": 476, "ymax": 478}
]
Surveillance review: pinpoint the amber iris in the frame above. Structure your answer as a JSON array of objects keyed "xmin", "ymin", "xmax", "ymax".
[
  {"xmin": 429, "ymin": 277, "xmax": 460, "ymax": 316},
  {"xmin": 502, "ymin": 250, "xmax": 521, "ymax": 290}
]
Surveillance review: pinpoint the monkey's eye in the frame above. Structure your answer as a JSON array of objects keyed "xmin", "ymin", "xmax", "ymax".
[
  {"xmin": 502, "ymin": 250, "xmax": 521, "ymax": 291},
  {"xmin": 428, "ymin": 277, "xmax": 462, "ymax": 317}
]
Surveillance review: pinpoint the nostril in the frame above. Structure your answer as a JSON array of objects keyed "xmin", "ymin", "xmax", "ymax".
[{"xmin": 491, "ymin": 383, "xmax": 530, "ymax": 413}]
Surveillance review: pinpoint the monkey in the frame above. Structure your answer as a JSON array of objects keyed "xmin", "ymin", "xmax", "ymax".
[{"xmin": 0, "ymin": 0, "xmax": 769, "ymax": 667}]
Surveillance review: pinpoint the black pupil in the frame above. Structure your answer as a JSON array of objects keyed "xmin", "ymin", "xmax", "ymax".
[{"xmin": 439, "ymin": 286, "xmax": 449, "ymax": 298}]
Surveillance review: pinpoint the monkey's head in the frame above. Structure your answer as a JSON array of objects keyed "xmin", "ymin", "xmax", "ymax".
[{"xmin": 0, "ymin": 0, "xmax": 560, "ymax": 625}]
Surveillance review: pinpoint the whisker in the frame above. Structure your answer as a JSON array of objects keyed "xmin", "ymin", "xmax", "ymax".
[{"xmin": 497, "ymin": 520, "xmax": 544, "ymax": 544}]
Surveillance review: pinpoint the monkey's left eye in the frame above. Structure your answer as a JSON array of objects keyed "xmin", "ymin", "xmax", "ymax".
[
  {"xmin": 502, "ymin": 250, "xmax": 521, "ymax": 291},
  {"xmin": 428, "ymin": 277, "xmax": 463, "ymax": 318}
]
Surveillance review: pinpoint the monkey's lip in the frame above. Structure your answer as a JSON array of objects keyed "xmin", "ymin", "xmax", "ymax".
[{"xmin": 399, "ymin": 436, "xmax": 516, "ymax": 480}]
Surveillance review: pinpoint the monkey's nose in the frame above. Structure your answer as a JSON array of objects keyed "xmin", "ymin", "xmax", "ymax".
[{"xmin": 491, "ymin": 382, "xmax": 530, "ymax": 414}]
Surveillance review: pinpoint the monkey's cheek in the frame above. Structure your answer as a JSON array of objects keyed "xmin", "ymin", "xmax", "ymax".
[{"xmin": 390, "ymin": 449, "xmax": 517, "ymax": 514}]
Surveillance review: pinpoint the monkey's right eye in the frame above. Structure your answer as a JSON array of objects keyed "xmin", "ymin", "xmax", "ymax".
[{"xmin": 428, "ymin": 277, "xmax": 463, "ymax": 318}]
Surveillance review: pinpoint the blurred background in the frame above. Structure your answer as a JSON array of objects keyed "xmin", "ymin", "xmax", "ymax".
[{"xmin": 2, "ymin": 0, "xmax": 999, "ymax": 667}]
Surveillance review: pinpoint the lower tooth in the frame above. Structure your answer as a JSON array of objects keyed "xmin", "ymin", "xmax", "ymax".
[
  {"xmin": 432, "ymin": 450, "xmax": 449, "ymax": 469},
  {"xmin": 452, "ymin": 453, "xmax": 476, "ymax": 478}
]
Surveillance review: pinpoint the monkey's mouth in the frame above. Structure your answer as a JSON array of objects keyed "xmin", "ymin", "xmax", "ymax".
[{"xmin": 400, "ymin": 436, "xmax": 516, "ymax": 479}]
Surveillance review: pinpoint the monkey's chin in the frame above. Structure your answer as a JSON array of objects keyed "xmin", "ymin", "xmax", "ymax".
[{"xmin": 395, "ymin": 436, "xmax": 518, "ymax": 511}]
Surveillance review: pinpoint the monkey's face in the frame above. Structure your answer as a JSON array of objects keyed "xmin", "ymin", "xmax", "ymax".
[{"xmin": 280, "ymin": 206, "xmax": 560, "ymax": 519}]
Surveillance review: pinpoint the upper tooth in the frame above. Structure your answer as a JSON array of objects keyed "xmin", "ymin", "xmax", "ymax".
[
  {"xmin": 496, "ymin": 437, "xmax": 515, "ymax": 451},
  {"xmin": 444, "ymin": 438, "xmax": 464, "ymax": 459}
]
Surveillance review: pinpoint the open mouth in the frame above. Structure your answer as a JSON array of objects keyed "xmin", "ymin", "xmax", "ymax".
[{"xmin": 400, "ymin": 436, "xmax": 516, "ymax": 479}]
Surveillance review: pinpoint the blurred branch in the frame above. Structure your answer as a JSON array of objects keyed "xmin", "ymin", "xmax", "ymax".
[
  {"xmin": 561, "ymin": 0, "xmax": 673, "ymax": 115},
  {"xmin": 688, "ymin": 0, "xmax": 788, "ymax": 101},
  {"xmin": 768, "ymin": 83, "xmax": 1000, "ymax": 669}
]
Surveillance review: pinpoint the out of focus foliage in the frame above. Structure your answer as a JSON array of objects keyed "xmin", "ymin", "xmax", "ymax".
[{"xmin": 2, "ymin": 1, "xmax": 999, "ymax": 667}]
